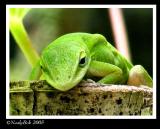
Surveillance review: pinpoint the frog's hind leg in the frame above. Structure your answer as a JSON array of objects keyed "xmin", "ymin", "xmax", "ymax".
[{"xmin": 127, "ymin": 65, "xmax": 153, "ymax": 87}]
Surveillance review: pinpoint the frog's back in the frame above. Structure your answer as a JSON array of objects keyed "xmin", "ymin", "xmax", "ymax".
[{"xmin": 53, "ymin": 32, "xmax": 94, "ymax": 44}]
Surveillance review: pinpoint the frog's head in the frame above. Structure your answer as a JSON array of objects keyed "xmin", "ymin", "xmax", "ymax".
[{"xmin": 40, "ymin": 41, "xmax": 91, "ymax": 91}]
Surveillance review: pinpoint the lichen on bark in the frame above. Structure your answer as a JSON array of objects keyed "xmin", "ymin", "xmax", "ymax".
[{"xmin": 9, "ymin": 80, "xmax": 153, "ymax": 115}]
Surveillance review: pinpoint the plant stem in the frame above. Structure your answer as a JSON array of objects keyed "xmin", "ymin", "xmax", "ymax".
[
  {"xmin": 10, "ymin": 19, "xmax": 40, "ymax": 67},
  {"xmin": 108, "ymin": 8, "xmax": 132, "ymax": 62}
]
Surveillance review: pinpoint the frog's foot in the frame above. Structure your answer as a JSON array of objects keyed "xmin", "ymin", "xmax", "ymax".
[{"xmin": 127, "ymin": 65, "xmax": 153, "ymax": 87}]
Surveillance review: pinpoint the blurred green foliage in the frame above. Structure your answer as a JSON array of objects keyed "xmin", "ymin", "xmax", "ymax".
[{"xmin": 10, "ymin": 8, "xmax": 153, "ymax": 80}]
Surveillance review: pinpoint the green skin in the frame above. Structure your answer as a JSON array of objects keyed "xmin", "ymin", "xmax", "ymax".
[{"xmin": 30, "ymin": 32, "xmax": 153, "ymax": 91}]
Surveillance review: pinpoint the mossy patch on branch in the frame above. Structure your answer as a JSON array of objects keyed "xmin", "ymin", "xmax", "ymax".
[{"xmin": 9, "ymin": 80, "xmax": 153, "ymax": 115}]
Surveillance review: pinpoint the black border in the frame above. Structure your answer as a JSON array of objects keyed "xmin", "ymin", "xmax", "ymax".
[
  {"xmin": 1, "ymin": 1, "xmax": 159, "ymax": 129},
  {"xmin": 3, "ymin": 0, "xmax": 159, "ymax": 4},
  {"xmin": 0, "ymin": 1, "xmax": 7, "ymax": 128}
]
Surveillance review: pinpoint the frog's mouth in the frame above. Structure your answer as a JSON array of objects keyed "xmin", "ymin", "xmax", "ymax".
[
  {"xmin": 43, "ymin": 56, "xmax": 90, "ymax": 92},
  {"xmin": 46, "ymin": 78, "xmax": 81, "ymax": 91}
]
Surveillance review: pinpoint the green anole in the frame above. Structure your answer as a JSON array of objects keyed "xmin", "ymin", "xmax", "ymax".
[
  {"xmin": 30, "ymin": 32, "xmax": 153, "ymax": 91},
  {"xmin": 9, "ymin": 9, "xmax": 152, "ymax": 91}
]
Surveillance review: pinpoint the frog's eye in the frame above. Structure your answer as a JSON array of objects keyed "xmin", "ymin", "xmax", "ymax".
[
  {"xmin": 40, "ymin": 65, "xmax": 45, "ymax": 72},
  {"xmin": 40, "ymin": 63, "xmax": 45, "ymax": 71},
  {"xmin": 79, "ymin": 51, "xmax": 88, "ymax": 67},
  {"xmin": 40, "ymin": 65, "xmax": 48, "ymax": 74},
  {"xmin": 40, "ymin": 65, "xmax": 43, "ymax": 69}
]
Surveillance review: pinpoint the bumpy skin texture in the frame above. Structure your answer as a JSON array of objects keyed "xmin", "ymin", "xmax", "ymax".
[{"xmin": 30, "ymin": 33, "xmax": 152, "ymax": 91}]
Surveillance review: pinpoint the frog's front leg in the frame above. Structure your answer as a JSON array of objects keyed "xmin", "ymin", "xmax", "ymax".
[
  {"xmin": 87, "ymin": 60, "xmax": 125, "ymax": 84},
  {"xmin": 127, "ymin": 65, "xmax": 153, "ymax": 87}
]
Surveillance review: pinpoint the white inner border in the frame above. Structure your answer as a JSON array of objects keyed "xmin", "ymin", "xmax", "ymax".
[{"xmin": 6, "ymin": 4, "xmax": 157, "ymax": 119}]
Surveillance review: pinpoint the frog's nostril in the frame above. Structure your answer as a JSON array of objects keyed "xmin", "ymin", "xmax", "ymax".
[
  {"xmin": 68, "ymin": 75, "xmax": 71, "ymax": 79},
  {"xmin": 56, "ymin": 77, "xmax": 59, "ymax": 80}
]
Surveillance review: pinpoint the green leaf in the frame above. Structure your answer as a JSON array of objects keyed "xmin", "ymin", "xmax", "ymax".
[
  {"xmin": 10, "ymin": 8, "xmax": 31, "ymax": 20},
  {"xmin": 9, "ymin": 8, "xmax": 40, "ymax": 67}
]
